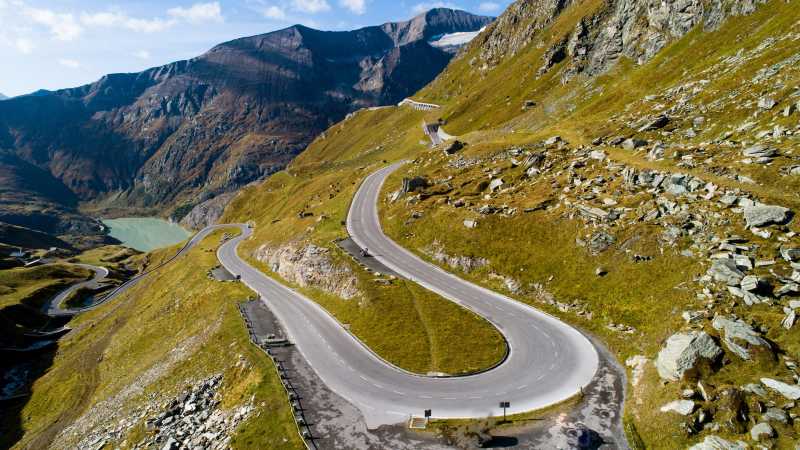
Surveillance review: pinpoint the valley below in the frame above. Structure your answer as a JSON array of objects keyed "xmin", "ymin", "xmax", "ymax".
[{"xmin": 101, "ymin": 218, "xmax": 192, "ymax": 252}]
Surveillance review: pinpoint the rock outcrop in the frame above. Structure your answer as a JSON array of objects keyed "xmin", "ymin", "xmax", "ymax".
[
  {"xmin": 655, "ymin": 331, "xmax": 722, "ymax": 381},
  {"xmin": 474, "ymin": 0, "xmax": 767, "ymax": 83},
  {"xmin": 688, "ymin": 435, "xmax": 747, "ymax": 450},
  {"xmin": 424, "ymin": 241, "xmax": 488, "ymax": 273},
  {"xmin": 711, "ymin": 315, "xmax": 771, "ymax": 361},
  {"xmin": 760, "ymin": 378, "xmax": 800, "ymax": 400},
  {"xmin": 255, "ymin": 243, "xmax": 360, "ymax": 299},
  {"xmin": 179, "ymin": 192, "xmax": 236, "ymax": 230}
]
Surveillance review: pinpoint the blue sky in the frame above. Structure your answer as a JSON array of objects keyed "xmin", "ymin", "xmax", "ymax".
[{"xmin": 0, "ymin": 0, "xmax": 509, "ymax": 97}]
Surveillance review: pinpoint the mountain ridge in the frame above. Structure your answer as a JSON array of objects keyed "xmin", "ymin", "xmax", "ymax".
[{"xmin": 0, "ymin": 8, "xmax": 491, "ymax": 248}]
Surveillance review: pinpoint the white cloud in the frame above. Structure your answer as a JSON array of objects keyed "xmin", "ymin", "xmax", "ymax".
[
  {"xmin": 80, "ymin": 12, "xmax": 175, "ymax": 33},
  {"xmin": 79, "ymin": 11, "xmax": 125, "ymax": 27},
  {"xmin": 167, "ymin": 2, "xmax": 223, "ymax": 23},
  {"xmin": 133, "ymin": 50, "xmax": 151, "ymax": 59},
  {"xmin": 411, "ymin": 2, "xmax": 457, "ymax": 14},
  {"xmin": 125, "ymin": 17, "xmax": 175, "ymax": 33},
  {"xmin": 58, "ymin": 58, "xmax": 80, "ymax": 68},
  {"xmin": 478, "ymin": 2, "xmax": 499, "ymax": 12},
  {"xmin": 261, "ymin": 5, "xmax": 287, "ymax": 20},
  {"xmin": 14, "ymin": 37, "xmax": 34, "ymax": 54},
  {"xmin": 340, "ymin": 0, "xmax": 366, "ymax": 15},
  {"xmin": 23, "ymin": 7, "xmax": 82, "ymax": 41},
  {"xmin": 292, "ymin": 0, "xmax": 330, "ymax": 13}
]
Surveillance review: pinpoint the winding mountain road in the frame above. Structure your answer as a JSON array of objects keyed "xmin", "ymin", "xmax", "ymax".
[
  {"xmin": 42, "ymin": 163, "xmax": 599, "ymax": 427},
  {"xmin": 44, "ymin": 226, "xmax": 229, "ymax": 316},
  {"xmin": 217, "ymin": 162, "xmax": 599, "ymax": 427}
]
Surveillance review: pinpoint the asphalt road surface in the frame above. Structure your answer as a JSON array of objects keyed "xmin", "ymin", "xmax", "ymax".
[{"xmin": 217, "ymin": 162, "xmax": 599, "ymax": 427}]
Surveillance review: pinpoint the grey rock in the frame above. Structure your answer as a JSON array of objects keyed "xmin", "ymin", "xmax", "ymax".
[
  {"xmin": 708, "ymin": 259, "xmax": 744, "ymax": 286},
  {"xmin": 682, "ymin": 310, "xmax": 706, "ymax": 323},
  {"xmin": 776, "ymin": 283, "xmax": 800, "ymax": 297},
  {"xmin": 739, "ymin": 275, "xmax": 761, "ymax": 292},
  {"xmin": 655, "ymin": 331, "xmax": 722, "ymax": 381},
  {"xmin": 732, "ymin": 254, "xmax": 752, "ymax": 270},
  {"xmin": 758, "ymin": 96, "xmax": 777, "ymax": 110},
  {"xmin": 576, "ymin": 204, "xmax": 609, "ymax": 221},
  {"xmin": 742, "ymin": 204, "xmax": 793, "ymax": 228},
  {"xmin": 488, "ymin": 178, "xmax": 504, "ymax": 192},
  {"xmin": 781, "ymin": 247, "xmax": 800, "ymax": 262},
  {"xmin": 749, "ymin": 422, "xmax": 773, "ymax": 441},
  {"xmin": 587, "ymin": 231, "xmax": 615, "ymax": 254},
  {"xmin": 742, "ymin": 144, "xmax": 778, "ymax": 158},
  {"xmin": 761, "ymin": 378, "xmax": 800, "ymax": 400},
  {"xmin": 161, "ymin": 437, "xmax": 178, "ymax": 450},
  {"xmin": 762, "ymin": 407, "xmax": 788, "ymax": 424},
  {"xmin": 743, "ymin": 383, "xmax": 767, "ymax": 397},
  {"xmin": 179, "ymin": 192, "xmax": 236, "ymax": 230},
  {"xmin": 687, "ymin": 435, "xmax": 747, "ymax": 450},
  {"xmin": 463, "ymin": 219, "xmax": 477, "ymax": 229},
  {"xmin": 589, "ymin": 150, "xmax": 606, "ymax": 160},
  {"xmin": 638, "ymin": 114, "xmax": 669, "ymax": 132},
  {"xmin": 782, "ymin": 308, "xmax": 796, "ymax": 330},
  {"xmin": 659, "ymin": 399, "xmax": 695, "ymax": 415},
  {"xmin": 402, "ymin": 177, "xmax": 429, "ymax": 193},
  {"xmin": 622, "ymin": 138, "xmax": 647, "ymax": 150},
  {"xmin": 544, "ymin": 136, "xmax": 562, "ymax": 145},
  {"xmin": 711, "ymin": 315, "xmax": 771, "ymax": 360}
]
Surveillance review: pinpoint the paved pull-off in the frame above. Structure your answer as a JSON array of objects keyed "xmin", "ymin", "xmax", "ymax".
[{"xmin": 217, "ymin": 162, "xmax": 599, "ymax": 428}]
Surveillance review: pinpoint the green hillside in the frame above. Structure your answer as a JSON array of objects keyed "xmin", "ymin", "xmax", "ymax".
[{"xmin": 222, "ymin": 0, "xmax": 800, "ymax": 447}]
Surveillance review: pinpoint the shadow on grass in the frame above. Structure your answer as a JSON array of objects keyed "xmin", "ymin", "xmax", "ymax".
[{"xmin": 0, "ymin": 305, "xmax": 69, "ymax": 449}]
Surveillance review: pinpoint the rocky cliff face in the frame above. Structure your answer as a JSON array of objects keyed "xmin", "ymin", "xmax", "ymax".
[
  {"xmin": 473, "ymin": 0, "xmax": 766, "ymax": 78},
  {"xmin": 179, "ymin": 192, "xmax": 236, "ymax": 230},
  {"xmin": 254, "ymin": 243, "xmax": 360, "ymax": 299},
  {"xmin": 0, "ymin": 8, "xmax": 491, "ymax": 245}
]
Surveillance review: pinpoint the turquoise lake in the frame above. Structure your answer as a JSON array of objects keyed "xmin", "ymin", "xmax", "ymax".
[{"xmin": 101, "ymin": 218, "xmax": 192, "ymax": 252}]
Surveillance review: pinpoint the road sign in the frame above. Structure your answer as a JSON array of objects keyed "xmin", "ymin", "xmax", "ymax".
[
  {"xmin": 499, "ymin": 401, "xmax": 510, "ymax": 422},
  {"xmin": 424, "ymin": 409, "xmax": 431, "ymax": 418}
]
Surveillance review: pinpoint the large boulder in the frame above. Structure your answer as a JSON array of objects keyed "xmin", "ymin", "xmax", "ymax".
[
  {"xmin": 688, "ymin": 436, "xmax": 747, "ymax": 450},
  {"xmin": 742, "ymin": 204, "xmax": 793, "ymax": 228},
  {"xmin": 659, "ymin": 399, "xmax": 695, "ymax": 415},
  {"xmin": 760, "ymin": 378, "xmax": 800, "ymax": 400},
  {"xmin": 750, "ymin": 422, "xmax": 774, "ymax": 441},
  {"xmin": 655, "ymin": 331, "xmax": 722, "ymax": 381},
  {"xmin": 711, "ymin": 316, "xmax": 771, "ymax": 360},
  {"xmin": 707, "ymin": 259, "xmax": 744, "ymax": 286}
]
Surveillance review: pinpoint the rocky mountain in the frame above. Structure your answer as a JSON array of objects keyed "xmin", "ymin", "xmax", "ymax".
[
  {"xmin": 5, "ymin": 0, "xmax": 800, "ymax": 449},
  {"xmin": 0, "ymin": 93, "xmax": 7, "ymax": 100},
  {"xmin": 0, "ymin": 8, "xmax": 491, "ymax": 246},
  {"xmin": 473, "ymin": 0, "xmax": 767, "ymax": 77}
]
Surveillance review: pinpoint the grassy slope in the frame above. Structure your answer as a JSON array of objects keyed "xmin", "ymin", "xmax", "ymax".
[
  {"xmin": 223, "ymin": 108, "xmax": 507, "ymax": 375},
  {"xmin": 4, "ymin": 230, "xmax": 302, "ymax": 450},
  {"xmin": 386, "ymin": 2, "xmax": 800, "ymax": 448},
  {"xmin": 228, "ymin": 0, "xmax": 800, "ymax": 447},
  {"xmin": 0, "ymin": 264, "xmax": 91, "ymax": 311}
]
